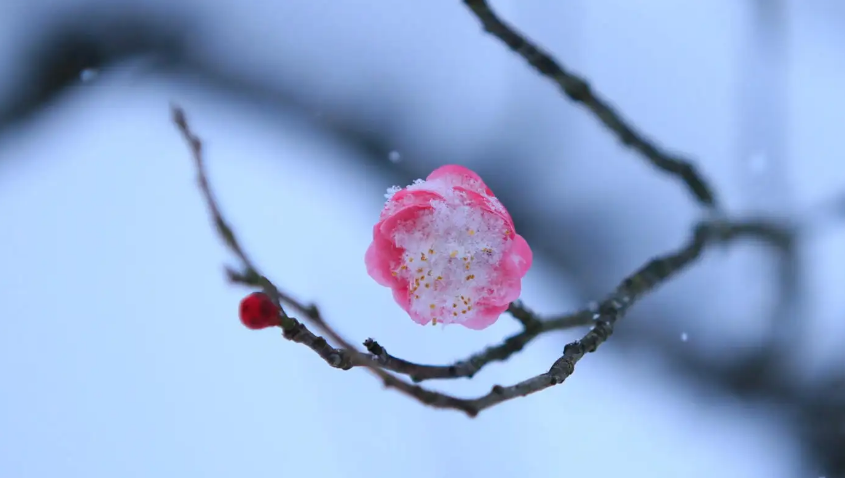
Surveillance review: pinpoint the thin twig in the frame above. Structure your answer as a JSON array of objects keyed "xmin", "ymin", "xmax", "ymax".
[
  {"xmin": 366, "ymin": 306, "xmax": 594, "ymax": 382},
  {"xmin": 461, "ymin": 0, "xmax": 718, "ymax": 209},
  {"xmin": 172, "ymin": 105, "xmax": 788, "ymax": 417},
  {"xmin": 172, "ymin": 105, "xmax": 482, "ymax": 416},
  {"xmin": 363, "ymin": 220, "xmax": 791, "ymax": 385}
]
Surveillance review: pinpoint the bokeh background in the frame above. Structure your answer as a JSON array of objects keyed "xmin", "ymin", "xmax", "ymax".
[{"xmin": 1, "ymin": 0, "xmax": 844, "ymax": 477}]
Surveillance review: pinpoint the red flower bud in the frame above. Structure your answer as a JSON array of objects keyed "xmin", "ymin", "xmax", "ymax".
[{"xmin": 239, "ymin": 292, "xmax": 280, "ymax": 330}]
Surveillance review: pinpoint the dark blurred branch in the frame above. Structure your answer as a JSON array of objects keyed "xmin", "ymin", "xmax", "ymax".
[{"xmin": 462, "ymin": 0, "xmax": 718, "ymax": 209}]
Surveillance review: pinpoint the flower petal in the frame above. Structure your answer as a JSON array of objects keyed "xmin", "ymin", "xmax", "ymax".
[
  {"xmin": 366, "ymin": 203, "xmax": 432, "ymax": 287},
  {"xmin": 476, "ymin": 274, "xmax": 523, "ymax": 307},
  {"xmin": 460, "ymin": 303, "xmax": 508, "ymax": 330},
  {"xmin": 453, "ymin": 186, "xmax": 515, "ymax": 231},
  {"xmin": 380, "ymin": 189, "xmax": 441, "ymax": 220},
  {"xmin": 364, "ymin": 238, "xmax": 398, "ymax": 287},
  {"xmin": 392, "ymin": 286, "xmax": 413, "ymax": 315},
  {"xmin": 427, "ymin": 164, "xmax": 494, "ymax": 197},
  {"xmin": 505, "ymin": 233, "xmax": 533, "ymax": 278}
]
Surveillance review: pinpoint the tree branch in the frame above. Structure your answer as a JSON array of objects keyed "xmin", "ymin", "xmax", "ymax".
[
  {"xmin": 462, "ymin": 0, "xmax": 718, "ymax": 209},
  {"xmin": 172, "ymin": 104, "xmax": 488, "ymax": 416},
  {"xmin": 365, "ymin": 305, "xmax": 594, "ymax": 382},
  {"xmin": 172, "ymin": 104, "xmax": 787, "ymax": 416},
  {"xmin": 454, "ymin": 218, "xmax": 790, "ymax": 413}
]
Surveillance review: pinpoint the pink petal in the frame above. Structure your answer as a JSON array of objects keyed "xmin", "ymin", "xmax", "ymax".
[
  {"xmin": 366, "ymin": 205, "xmax": 429, "ymax": 288},
  {"xmin": 377, "ymin": 203, "xmax": 433, "ymax": 242},
  {"xmin": 453, "ymin": 186, "xmax": 515, "ymax": 230},
  {"xmin": 470, "ymin": 234, "xmax": 532, "ymax": 309},
  {"xmin": 506, "ymin": 233, "xmax": 533, "ymax": 278},
  {"xmin": 366, "ymin": 202, "xmax": 441, "ymax": 316},
  {"xmin": 392, "ymin": 287, "xmax": 413, "ymax": 315},
  {"xmin": 380, "ymin": 189, "xmax": 442, "ymax": 220},
  {"xmin": 364, "ymin": 217, "xmax": 408, "ymax": 289},
  {"xmin": 461, "ymin": 303, "xmax": 508, "ymax": 330},
  {"xmin": 427, "ymin": 164, "xmax": 495, "ymax": 197},
  {"xmin": 476, "ymin": 274, "xmax": 523, "ymax": 308},
  {"xmin": 364, "ymin": 239, "xmax": 398, "ymax": 287}
]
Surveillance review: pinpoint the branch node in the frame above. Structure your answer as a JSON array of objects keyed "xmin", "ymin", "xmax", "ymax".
[
  {"xmin": 281, "ymin": 319, "xmax": 305, "ymax": 341},
  {"xmin": 363, "ymin": 338, "xmax": 384, "ymax": 355},
  {"xmin": 562, "ymin": 341, "xmax": 582, "ymax": 356}
]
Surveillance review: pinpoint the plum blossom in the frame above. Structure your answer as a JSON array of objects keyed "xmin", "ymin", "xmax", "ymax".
[{"xmin": 365, "ymin": 165, "xmax": 533, "ymax": 330}]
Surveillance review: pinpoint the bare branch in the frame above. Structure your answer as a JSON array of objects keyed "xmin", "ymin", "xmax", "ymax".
[
  {"xmin": 454, "ymin": 218, "xmax": 791, "ymax": 413},
  {"xmin": 172, "ymin": 105, "xmax": 789, "ymax": 416},
  {"xmin": 366, "ymin": 306, "xmax": 594, "ymax": 382},
  {"xmin": 461, "ymin": 0, "xmax": 718, "ymax": 209},
  {"xmin": 172, "ymin": 104, "xmax": 484, "ymax": 416}
]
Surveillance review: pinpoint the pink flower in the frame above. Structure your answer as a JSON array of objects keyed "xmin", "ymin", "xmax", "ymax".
[{"xmin": 365, "ymin": 165, "xmax": 533, "ymax": 330}]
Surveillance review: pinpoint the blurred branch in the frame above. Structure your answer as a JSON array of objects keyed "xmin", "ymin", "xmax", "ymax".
[
  {"xmin": 172, "ymin": 104, "xmax": 788, "ymax": 417},
  {"xmin": 462, "ymin": 0, "xmax": 718, "ymax": 209}
]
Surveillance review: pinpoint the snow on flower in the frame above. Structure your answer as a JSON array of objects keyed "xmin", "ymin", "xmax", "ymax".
[{"xmin": 365, "ymin": 165, "xmax": 533, "ymax": 330}]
